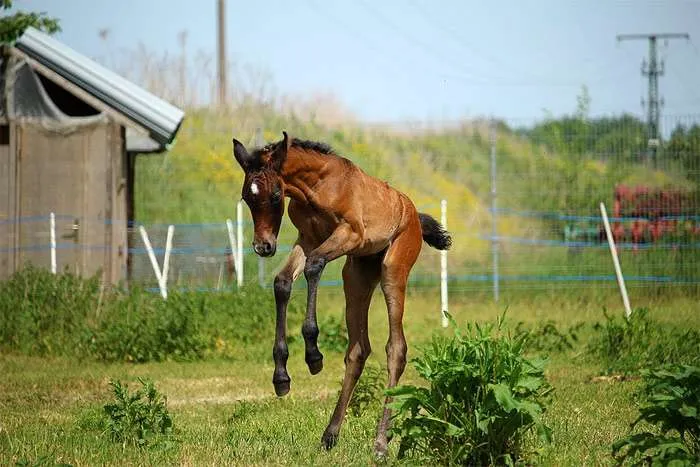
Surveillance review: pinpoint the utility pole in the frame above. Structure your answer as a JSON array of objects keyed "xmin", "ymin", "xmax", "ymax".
[
  {"xmin": 617, "ymin": 33, "xmax": 689, "ymax": 166},
  {"xmin": 177, "ymin": 30, "xmax": 188, "ymax": 108},
  {"xmin": 217, "ymin": 0, "xmax": 227, "ymax": 108}
]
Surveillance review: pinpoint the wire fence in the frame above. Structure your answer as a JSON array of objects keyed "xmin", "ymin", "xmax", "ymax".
[
  {"xmin": 0, "ymin": 211, "xmax": 447, "ymax": 292},
  {"xmin": 3, "ymin": 206, "xmax": 699, "ymax": 300},
  {"xmin": 3, "ymin": 113, "xmax": 699, "ymax": 302},
  {"xmin": 480, "ymin": 113, "xmax": 700, "ymax": 299}
]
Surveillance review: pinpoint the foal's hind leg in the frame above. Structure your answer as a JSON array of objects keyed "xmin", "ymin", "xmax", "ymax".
[
  {"xmin": 374, "ymin": 224, "xmax": 422, "ymax": 458},
  {"xmin": 321, "ymin": 254, "xmax": 381, "ymax": 450},
  {"xmin": 271, "ymin": 242, "xmax": 306, "ymax": 396}
]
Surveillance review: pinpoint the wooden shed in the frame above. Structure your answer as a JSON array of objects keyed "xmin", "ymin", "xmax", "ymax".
[{"xmin": 0, "ymin": 27, "xmax": 184, "ymax": 284}]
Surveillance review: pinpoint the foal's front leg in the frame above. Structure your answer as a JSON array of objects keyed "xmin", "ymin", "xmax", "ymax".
[
  {"xmin": 302, "ymin": 223, "xmax": 362, "ymax": 375},
  {"xmin": 272, "ymin": 243, "xmax": 306, "ymax": 396}
]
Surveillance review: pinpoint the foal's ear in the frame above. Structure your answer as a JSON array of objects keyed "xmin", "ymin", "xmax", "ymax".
[
  {"xmin": 270, "ymin": 131, "xmax": 291, "ymax": 172},
  {"xmin": 232, "ymin": 137, "xmax": 255, "ymax": 171}
]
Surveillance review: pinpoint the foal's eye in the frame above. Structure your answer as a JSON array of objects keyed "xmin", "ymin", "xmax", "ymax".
[{"xmin": 271, "ymin": 191, "xmax": 282, "ymax": 203}]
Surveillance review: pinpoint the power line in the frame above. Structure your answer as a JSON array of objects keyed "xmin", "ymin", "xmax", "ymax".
[
  {"xmin": 355, "ymin": 0, "xmax": 497, "ymax": 84},
  {"xmin": 304, "ymin": 0, "xmax": 542, "ymax": 88},
  {"xmin": 305, "ymin": 0, "xmax": 631, "ymax": 93},
  {"xmin": 405, "ymin": 0, "xmax": 545, "ymax": 82},
  {"xmin": 666, "ymin": 62, "xmax": 700, "ymax": 107},
  {"xmin": 355, "ymin": 0, "xmax": 582, "ymax": 88},
  {"xmin": 689, "ymin": 39, "xmax": 700, "ymax": 60},
  {"xmin": 359, "ymin": 1, "xmax": 626, "ymax": 89},
  {"xmin": 302, "ymin": 0, "xmax": 434, "ymax": 82}
]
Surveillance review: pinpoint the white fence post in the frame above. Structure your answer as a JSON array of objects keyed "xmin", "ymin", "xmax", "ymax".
[
  {"xmin": 237, "ymin": 200, "xmax": 244, "ymax": 287},
  {"xmin": 226, "ymin": 219, "xmax": 239, "ymax": 286},
  {"xmin": 139, "ymin": 225, "xmax": 174, "ymax": 299},
  {"xmin": 440, "ymin": 199, "xmax": 449, "ymax": 327},
  {"xmin": 226, "ymin": 201, "xmax": 245, "ymax": 288},
  {"xmin": 600, "ymin": 202, "xmax": 632, "ymax": 319},
  {"xmin": 490, "ymin": 118, "xmax": 500, "ymax": 303},
  {"xmin": 49, "ymin": 212, "xmax": 56, "ymax": 274},
  {"xmin": 161, "ymin": 225, "xmax": 174, "ymax": 295}
]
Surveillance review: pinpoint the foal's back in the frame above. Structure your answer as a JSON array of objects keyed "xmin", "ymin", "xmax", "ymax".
[{"xmin": 287, "ymin": 149, "xmax": 418, "ymax": 257}]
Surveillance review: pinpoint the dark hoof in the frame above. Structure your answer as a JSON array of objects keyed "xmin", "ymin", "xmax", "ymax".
[
  {"xmin": 273, "ymin": 379, "xmax": 290, "ymax": 397},
  {"xmin": 306, "ymin": 348, "xmax": 324, "ymax": 375},
  {"xmin": 307, "ymin": 357, "xmax": 324, "ymax": 375},
  {"xmin": 321, "ymin": 430, "xmax": 338, "ymax": 450}
]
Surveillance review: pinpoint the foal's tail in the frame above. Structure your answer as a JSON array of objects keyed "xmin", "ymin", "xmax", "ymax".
[{"xmin": 418, "ymin": 213, "xmax": 452, "ymax": 250}]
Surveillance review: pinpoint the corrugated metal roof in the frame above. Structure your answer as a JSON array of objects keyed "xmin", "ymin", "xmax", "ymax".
[{"xmin": 14, "ymin": 27, "xmax": 184, "ymax": 147}]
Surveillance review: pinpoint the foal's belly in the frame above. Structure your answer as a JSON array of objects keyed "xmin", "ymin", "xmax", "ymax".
[
  {"xmin": 287, "ymin": 194, "xmax": 402, "ymax": 256},
  {"xmin": 352, "ymin": 235, "xmax": 391, "ymax": 257}
]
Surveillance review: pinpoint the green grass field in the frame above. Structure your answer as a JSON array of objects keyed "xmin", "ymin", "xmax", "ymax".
[{"xmin": 1, "ymin": 284, "xmax": 698, "ymax": 466}]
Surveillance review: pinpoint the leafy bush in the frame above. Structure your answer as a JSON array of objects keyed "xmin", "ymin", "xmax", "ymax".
[
  {"xmin": 515, "ymin": 320, "xmax": 584, "ymax": 354},
  {"xmin": 347, "ymin": 363, "xmax": 384, "ymax": 417},
  {"xmin": 590, "ymin": 308, "xmax": 700, "ymax": 375},
  {"xmin": 388, "ymin": 315, "xmax": 553, "ymax": 465},
  {"xmin": 201, "ymin": 286, "xmax": 298, "ymax": 346},
  {"xmin": 86, "ymin": 290, "xmax": 209, "ymax": 363},
  {"xmin": 0, "ymin": 265, "xmax": 99, "ymax": 356},
  {"xmin": 286, "ymin": 313, "xmax": 349, "ymax": 355},
  {"xmin": 103, "ymin": 378, "xmax": 173, "ymax": 448},
  {"xmin": 318, "ymin": 314, "xmax": 349, "ymax": 354},
  {"xmin": 612, "ymin": 365, "xmax": 700, "ymax": 465},
  {"xmin": 0, "ymin": 268, "xmax": 307, "ymax": 362}
]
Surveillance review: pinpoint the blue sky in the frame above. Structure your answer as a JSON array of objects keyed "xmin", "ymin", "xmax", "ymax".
[{"xmin": 13, "ymin": 0, "xmax": 700, "ymax": 122}]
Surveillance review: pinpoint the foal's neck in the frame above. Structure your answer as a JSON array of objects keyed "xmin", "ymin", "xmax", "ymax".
[{"xmin": 281, "ymin": 147, "xmax": 331, "ymax": 204}]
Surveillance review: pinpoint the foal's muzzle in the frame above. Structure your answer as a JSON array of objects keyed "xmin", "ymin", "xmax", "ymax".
[{"xmin": 253, "ymin": 240, "xmax": 276, "ymax": 257}]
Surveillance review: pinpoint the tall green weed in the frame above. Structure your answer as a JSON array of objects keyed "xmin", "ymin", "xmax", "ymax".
[
  {"xmin": 613, "ymin": 365, "xmax": 700, "ymax": 465},
  {"xmin": 388, "ymin": 314, "xmax": 553, "ymax": 465},
  {"xmin": 590, "ymin": 308, "xmax": 700, "ymax": 375},
  {"xmin": 102, "ymin": 378, "xmax": 173, "ymax": 448}
]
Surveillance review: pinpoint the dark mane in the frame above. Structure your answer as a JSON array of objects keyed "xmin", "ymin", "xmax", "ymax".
[
  {"xmin": 252, "ymin": 137, "xmax": 336, "ymax": 157},
  {"xmin": 291, "ymin": 138, "xmax": 336, "ymax": 155}
]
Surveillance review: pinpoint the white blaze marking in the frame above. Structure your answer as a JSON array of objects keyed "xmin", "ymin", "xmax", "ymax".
[{"xmin": 251, "ymin": 183, "xmax": 259, "ymax": 195}]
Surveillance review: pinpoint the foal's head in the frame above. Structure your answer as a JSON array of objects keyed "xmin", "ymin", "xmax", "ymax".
[{"xmin": 232, "ymin": 131, "xmax": 291, "ymax": 257}]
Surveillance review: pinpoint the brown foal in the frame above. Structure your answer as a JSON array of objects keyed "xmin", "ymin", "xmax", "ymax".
[{"xmin": 232, "ymin": 131, "xmax": 451, "ymax": 457}]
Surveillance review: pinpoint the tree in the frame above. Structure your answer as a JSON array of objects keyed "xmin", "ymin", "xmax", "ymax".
[
  {"xmin": 667, "ymin": 124, "xmax": 700, "ymax": 187},
  {"xmin": 0, "ymin": 0, "xmax": 60, "ymax": 44},
  {"xmin": 575, "ymin": 84, "xmax": 591, "ymax": 122}
]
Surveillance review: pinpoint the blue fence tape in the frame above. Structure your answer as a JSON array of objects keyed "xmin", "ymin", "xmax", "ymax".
[
  {"xmin": 489, "ymin": 207, "xmax": 700, "ymax": 223},
  {"xmin": 4, "ymin": 210, "xmax": 700, "ymax": 226},
  {"xmin": 126, "ymin": 220, "xmax": 251, "ymax": 228},
  {"xmin": 478, "ymin": 234, "xmax": 700, "ymax": 249},
  {"xmin": 0, "ymin": 214, "xmax": 75, "ymax": 225},
  {"xmin": 4, "ymin": 238, "xmax": 697, "ymax": 255},
  {"xmin": 141, "ymin": 273, "xmax": 700, "ymax": 294},
  {"xmin": 0, "ymin": 243, "xmax": 111, "ymax": 253}
]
